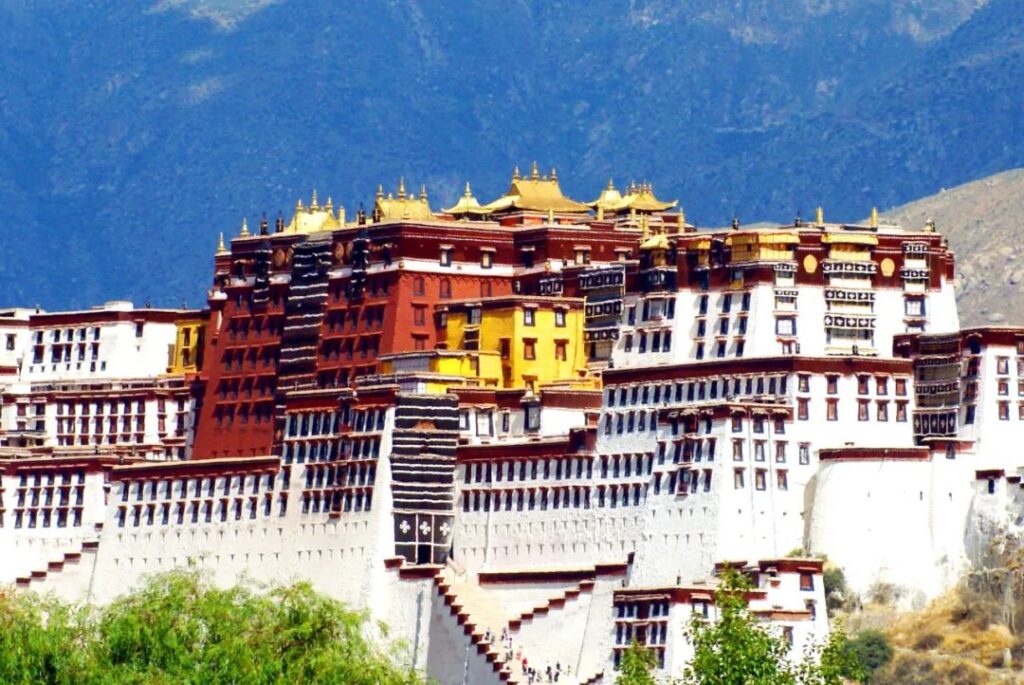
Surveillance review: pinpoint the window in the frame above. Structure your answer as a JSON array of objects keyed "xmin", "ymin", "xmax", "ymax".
[
  {"xmin": 439, "ymin": 279, "xmax": 451, "ymax": 299},
  {"xmin": 826, "ymin": 376, "xmax": 838, "ymax": 394},
  {"xmin": 896, "ymin": 402, "xmax": 908, "ymax": 422},
  {"xmin": 721, "ymin": 294, "xmax": 732, "ymax": 313},
  {"xmin": 797, "ymin": 398, "xmax": 809, "ymax": 421},
  {"xmin": 858, "ymin": 400, "xmax": 869, "ymax": 421},
  {"xmin": 826, "ymin": 399, "xmax": 838, "ymax": 421},
  {"xmin": 524, "ymin": 308, "xmax": 535, "ymax": 326},
  {"xmin": 734, "ymin": 469, "xmax": 745, "ymax": 489},
  {"xmin": 800, "ymin": 573, "xmax": 815, "ymax": 591},
  {"xmin": 776, "ymin": 318, "xmax": 796, "ymax": 336},
  {"xmin": 999, "ymin": 401, "xmax": 1010, "ymax": 421},
  {"xmin": 858, "ymin": 376, "xmax": 869, "ymax": 395},
  {"xmin": 799, "ymin": 444, "xmax": 810, "ymax": 465},
  {"xmin": 877, "ymin": 402, "xmax": 889, "ymax": 422},
  {"xmin": 775, "ymin": 442, "xmax": 787, "ymax": 463},
  {"xmin": 440, "ymin": 247, "xmax": 453, "ymax": 266},
  {"xmin": 413, "ymin": 277, "xmax": 425, "ymax": 296},
  {"xmin": 481, "ymin": 250, "xmax": 494, "ymax": 268},
  {"xmin": 999, "ymin": 380, "xmax": 1010, "ymax": 396},
  {"xmin": 905, "ymin": 298, "xmax": 925, "ymax": 317},
  {"xmin": 555, "ymin": 341, "xmax": 568, "ymax": 361},
  {"xmin": 755, "ymin": 469, "xmax": 766, "ymax": 490},
  {"xmin": 555, "ymin": 309, "xmax": 566, "ymax": 327},
  {"xmin": 412, "ymin": 305, "xmax": 426, "ymax": 326},
  {"xmin": 523, "ymin": 340, "xmax": 536, "ymax": 360},
  {"xmin": 754, "ymin": 441, "xmax": 765, "ymax": 462},
  {"xmin": 895, "ymin": 378, "xmax": 907, "ymax": 396},
  {"xmin": 998, "ymin": 357, "xmax": 1010, "ymax": 375},
  {"xmin": 732, "ymin": 440, "xmax": 743, "ymax": 461},
  {"xmin": 475, "ymin": 412, "xmax": 493, "ymax": 437},
  {"xmin": 467, "ymin": 307, "xmax": 482, "ymax": 325},
  {"xmin": 624, "ymin": 335, "xmax": 633, "ymax": 352}
]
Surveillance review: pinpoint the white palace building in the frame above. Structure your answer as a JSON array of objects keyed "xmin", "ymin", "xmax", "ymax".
[{"xmin": 1, "ymin": 175, "xmax": 1023, "ymax": 683}]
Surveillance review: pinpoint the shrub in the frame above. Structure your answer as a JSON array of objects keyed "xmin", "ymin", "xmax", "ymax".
[{"xmin": 846, "ymin": 629, "xmax": 894, "ymax": 680}]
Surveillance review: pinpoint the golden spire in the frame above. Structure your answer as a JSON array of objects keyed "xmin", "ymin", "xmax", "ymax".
[
  {"xmin": 419, "ymin": 185, "xmax": 428, "ymax": 202},
  {"xmin": 550, "ymin": 167, "xmax": 558, "ymax": 182},
  {"xmin": 376, "ymin": 184, "xmax": 384, "ymax": 200},
  {"xmin": 512, "ymin": 165, "xmax": 520, "ymax": 181},
  {"xmin": 295, "ymin": 198, "xmax": 304, "ymax": 213},
  {"xmin": 239, "ymin": 217, "xmax": 250, "ymax": 238},
  {"xmin": 464, "ymin": 181, "xmax": 473, "ymax": 197},
  {"xmin": 607, "ymin": 178, "xmax": 615, "ymax": 190},
  {"xmin": 530, "ymin": 161, "xmax": 539, "ymax": 181},
  {"xmin": 397, "ymin": 177, "xmax": 406, "ymax": 199},
  {"xmin": 310, "ymin": 189, "xmax": 319, "ymax": 210},
  {"xmin": 870, "ymin": 206, "xmax": 879, "ymax": 229},
  {"xmin": 815, "ymin": 205, "xmax": 824, "ymax": 227},
  {"xmin": 325, "ymin": 196, "xmax": 334, "ymax": 214},
  {"xmin": 216, "ymin": 232, "xmax": 228, "ymax": 255},
  {"xmin": 925, "ymin": 217, "xmax": 936, "ymax": 232}
]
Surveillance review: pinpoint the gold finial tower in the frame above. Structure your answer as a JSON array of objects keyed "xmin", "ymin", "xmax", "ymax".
[
  {"xmin": 815, "ymin": 206, "xmax": 824, "ymax": 227},
  {"xmin": 870, "ymin": 206, "xmax": 879, "ymax": 229},
  {"xmin": 216, "ymin": 232, "xmax": 228, "ymax": 255},
  {"xmin": 239, "ymin": 217, "xmax": 250, "ymax": 238}
]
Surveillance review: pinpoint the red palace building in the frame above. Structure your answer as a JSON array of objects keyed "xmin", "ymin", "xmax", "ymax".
[{"xmin": 191, "ymin": 166, "xmax": 684, "ymax": 459}]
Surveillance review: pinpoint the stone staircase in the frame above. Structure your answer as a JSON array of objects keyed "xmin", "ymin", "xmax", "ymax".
[
  {"xmin": 14, "ymin": 538, "xmax": 100, "ymax": 600},
  {"xmin": 438, "ymin": 565, "xmax": 607, "ymax": 684},
  {"xmin": 434, "ymin": 566, "xmax": 519, "ymax": 683}
]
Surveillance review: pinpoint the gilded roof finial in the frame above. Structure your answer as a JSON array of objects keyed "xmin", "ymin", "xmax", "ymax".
[
  {"xmin": 815, "ymin": 205, "xmax": 824, "ymax": 227},
  {"xmin": 870, "ymin": 206, "xmax": 879, "ymax": 229},
  {"xmin": 530, "ymin": 161, "xmax": 539, "ymax": 181},
  {"xmin": 310, "ymin": 189, "xmax": 319, "ymax": 210},
  {"xmin": 376, "ymin": 184, "xmax": 384, "ymax": 200},
  {"xmin": 607, "ymin": 178, "xmax": 615, "ymax": 191},
  {"xmin": 239, "ymin": 217, "xmax": 250, "ymax": 238},
  {"xmin": 216, "ymin": 232, "xmax": 228, "ymax": 255},
  {"xmin": 325, "ymin": 196, "xmax": 334, "ymax": 213},
  {"xmin": 397, "ymin": 177, "xmax": 406, "ymax": 199},
  {"xmin": 259, "ymin": 213, "xmax": 269, "ymax": 235},
  {"xmin": 925, "ymin": 217, "xmax": 936, "ymax": 232},
  {"xmin": 550, "ymin": 167, "xmax": 558, "ymax": 182},
  {"xmin": 419, "ymin": 185, "xmax": 428, "ymax": 202},
  {"xmin": 547, "ymin": 208, "xmax": 554, "ymax": 224},
  {"xmin": 512, "ymin": 165, "xmax": 520, "ymax": 181},
  {"xmin": 464, "ymin": 181, "xmax": 473, "ymax": 197}
]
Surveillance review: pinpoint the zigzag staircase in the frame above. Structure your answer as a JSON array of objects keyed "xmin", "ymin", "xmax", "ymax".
[{"xmin": 14, "ymin": 538, "xmax": 100, "ymax": 599}]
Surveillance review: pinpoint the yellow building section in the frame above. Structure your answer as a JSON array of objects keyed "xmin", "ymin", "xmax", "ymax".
[
  {"xmin": 167, "ymin": 319, "xmax": 204, "ymax": 374},
  {"xmin": 379, "ymin": 350, "xmax": 504, "ymax": 390},
  {"xmin": 440, "ymin": 296, "xmax": 595, "ymax": 392},
  {"xmin": 726, "ymin": 232, "xmax": 798, "ymax": 263}
]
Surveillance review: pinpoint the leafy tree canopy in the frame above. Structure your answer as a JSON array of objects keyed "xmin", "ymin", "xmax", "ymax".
[{"xmin": 0, "ymin": 570, "xmax": 423, "ymax": 685}]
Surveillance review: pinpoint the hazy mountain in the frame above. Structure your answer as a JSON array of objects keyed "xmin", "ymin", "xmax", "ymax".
[
  {"xmin": 879, "ymin": 167, "xmax": 1024, "ymax": 327},
  {"xmin": 0, "ymin": 0, "xmax": 1019, "ymax": 309}
]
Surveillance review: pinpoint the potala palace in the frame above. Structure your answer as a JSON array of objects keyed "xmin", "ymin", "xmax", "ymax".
[{"xmin": 1, "ymin": 166, "xmax": 1019, "ymax": 683}]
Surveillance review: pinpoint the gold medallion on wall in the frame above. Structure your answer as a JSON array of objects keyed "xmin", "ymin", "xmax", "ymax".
[
  {"xmin": 803, "ymin": 254, "xmax": 818, "ymax": 274},
  {"xmin": 880, "ymin": 258, "xmax": 896, "ymax": 277}
]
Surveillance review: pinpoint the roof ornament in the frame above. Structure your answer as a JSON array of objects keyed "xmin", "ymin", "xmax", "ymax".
[
  {"xmin": 239, "ymin": 217, "xmax": 251, "ymax": 237},
  {"xmin": 216, "ymin": 232, "xmax": 228, "ymax": 255},
  {"xmin": 547, "ymin": 208, "xmax": 555, "ymax": 224},
  {"xmin": 464, "ymin": 181, "xmax": 473, "ymax": 197},
  {"xmin": 310, "ymin": 189, "xmax": 319, "ymax": 210},
  {"xmin": 512, "ymin": 165, "xmax": 520, "ymax": 181},
  {"xmin": 419, "ymin": 185, "xmax": 428, "ymax": 202},
  {"xmin": 259, "ymin": 213, "xmax": 269, "ymax": 235},
  {"xmin": 870, "ymin": 206, "xmax": 879, "ymax": 229},
  {"xmin": 550, "ymin": 167, "xmax": 558, "ymax": 182},
  {"xmin": 731, "ymin": 216, "xmax": 740, "ymax": 230},
  {"xmin": 275, "ymin": 212, "xmax": 285, "ymax": 233},
  {"xmin": 607, "ymin": 178, "xmax": 615, "ymax": 191},
  {"xmin": 295, "ymin": 198, "xmax": 304, "ymax": 213},
  {"xmin": 325, "ymin": 196, "xmax": 334, "ymax": 215},
  {"xmin": 376, "ymin": 184, "xmax": 384, "ymax": 200},
  {"xmin": 397, "ymin": 177, "xmax": 406, "ymax": 199},
  {"xmin": 530, "ymin": 161, "xmax": 539, "ymax": 181},
  {"xmin": 925, "ymin": 217, "xmax": 936, "ymax": 232},
  {"xmin": 815, "ymin": 205, "xmax": 825, "ymax": 227}
]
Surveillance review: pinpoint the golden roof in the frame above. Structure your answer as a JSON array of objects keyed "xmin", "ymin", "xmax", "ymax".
[
  {"xmin": 374, "ymin": 179, "xmax": 435, "ymax": 221},
  {"xmin": 640, "ymin": 233, "xmax": 670, "ymax": 251},
  {"xmin": 589, "ymin": 180, "xmax": 677, "ymax": 213},
  {"xmin": 481, "ymin": 163, "xmax": 590, "ymax": 214},
  {"xmin": 285, "ymin": 190, "xmax": 344, "ymax": 234},
  {"xmin": 443, "ymin": 182, "xmax": 494, "ymax": 216}
]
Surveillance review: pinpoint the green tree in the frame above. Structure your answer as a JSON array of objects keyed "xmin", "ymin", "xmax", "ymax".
[
  {"xmin": 617, "ymin": 640, "xmax": 658, "ymax": 685},
  {"xmin": 0, "ymin": 571, "xmax": 424, "ymax": 685},
  {"xmin": 677, "ymin": 567, "xmax": 863, "ymax": 685},
  {"xmin": 844, "ymin": 630, "xmax": 892, "ymax": 682}
]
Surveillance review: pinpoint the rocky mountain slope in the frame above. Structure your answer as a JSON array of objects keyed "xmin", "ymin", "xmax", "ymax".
[
  {"xmin": 880, "ymin": 168, "xmax": 1024, "ymax": 327},
  {"xmin": 0, "ymin": 0, "xmax": 1020, "ymax": 308}
]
